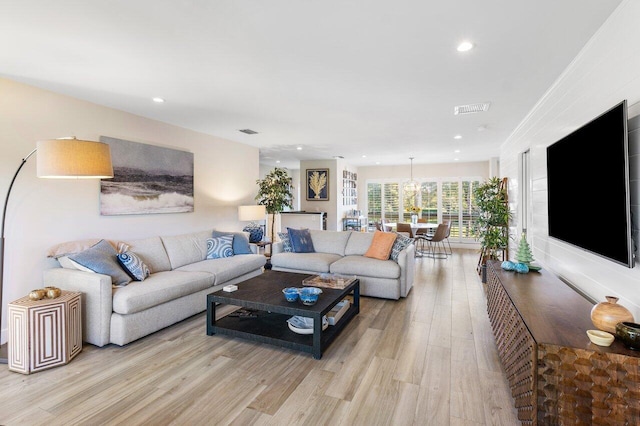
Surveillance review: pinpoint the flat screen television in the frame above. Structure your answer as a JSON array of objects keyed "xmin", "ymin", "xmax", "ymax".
[{"xmin": 546, "ymin": 100, "xmax": 634, "ymax": 268}]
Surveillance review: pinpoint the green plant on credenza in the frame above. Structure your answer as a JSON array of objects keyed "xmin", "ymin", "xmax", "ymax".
[{"xmin": 473, "ymin": 176, "xmax": 511, "ymax": 279}]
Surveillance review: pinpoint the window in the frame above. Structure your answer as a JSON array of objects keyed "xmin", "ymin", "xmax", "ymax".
[
  {"xmin": 367, "ymin": 177, "xmax": 481, "ymax": 243},
  {"xmin": 420, "ymin": 182, "xmax": 438, "ymax": 224},
  {"xmin": 461, "ymin": 180, "xmax": 479, "ymax": 238},
  {"xmin": 383, "ymin": 183, "xmax": 400, "ymax": 222},
  {"xmin": 367, "ymin": 183, "xmax": 381, "ymax": 223}
]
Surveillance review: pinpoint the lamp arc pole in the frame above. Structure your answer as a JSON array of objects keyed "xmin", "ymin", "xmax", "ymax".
[{"xmin": 0, "ymin": 148, "xmax": 37, "ymax": 364}]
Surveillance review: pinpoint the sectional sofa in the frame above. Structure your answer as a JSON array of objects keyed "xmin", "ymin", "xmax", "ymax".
[
  {"xmin": 271, "ymin": 230, "xmax": 415, "ymax": 300},
  {"xmin": 43, "ymin": 229, "xmax": 266, "ymax": 346}
]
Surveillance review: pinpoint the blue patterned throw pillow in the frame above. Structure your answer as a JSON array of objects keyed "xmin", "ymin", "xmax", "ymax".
[
  {"xmin": 287, "ymin": 228, "xmax": 315, "ymax": 253},
  {"xmin": 277, "ymin": 232, "xmax": 293, "ymax": 253},
  {"xmin": 390, "ymin": 233, "xmax": 413, "ymax": 261},
  {"xmin": 212, "ymin": 231, "xmax": 252, "ymax": 254},
  {"xmin": 117, "ymin": 251, "xmax": 150, "ymax": 281},
  {"xmin": 68, "ymin": 239, "xmax": 132, "ymax": 286},
  {"xmin": 206, "ymin": 235, "xmax": 234, "ymax": 259}
]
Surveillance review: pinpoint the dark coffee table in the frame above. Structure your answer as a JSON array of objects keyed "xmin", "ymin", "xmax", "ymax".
[{"xmin": 206, "ymin": 270, "xmax": 360, "ymax": 359}]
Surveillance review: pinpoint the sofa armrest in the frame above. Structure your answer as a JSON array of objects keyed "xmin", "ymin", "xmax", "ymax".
[
  {"xmin": 43, "ymin": 268, "xmax": 113, "ymax": 347},
  {"xmin": 272, "ymin": 241, "xmax": 284, "ymax": 254},
  {"xmin": 397, "ymin": 244, "xmax": 415, "ymax": 297}
]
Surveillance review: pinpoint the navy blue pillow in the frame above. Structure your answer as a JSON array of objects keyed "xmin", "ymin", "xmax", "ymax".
[
  {"xmin": 287, "ymin": 228, "xmax": 315, "ymax": 253},
  {"xmin": 211, "ymin": 231, "xmax": 252, "ymax": 254}
]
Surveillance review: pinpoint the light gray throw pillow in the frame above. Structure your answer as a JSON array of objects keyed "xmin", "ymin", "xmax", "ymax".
[{"xmin": 69, "ymin": 239, "xmax": 132, "ymax": 286}]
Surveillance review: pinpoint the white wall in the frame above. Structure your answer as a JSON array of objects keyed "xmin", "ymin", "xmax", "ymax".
[
  {"xmin": 0, "ymin": 78, "xmax": 260, "ymax": 343},
  {"xmin": 500, "ymin": 0, "xmax": 640, "ymax": 319}
]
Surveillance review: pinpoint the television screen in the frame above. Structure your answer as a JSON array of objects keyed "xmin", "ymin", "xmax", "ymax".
[{"xmin": 546, "ymin": 100, "xmax": 634, "ymax": 268}]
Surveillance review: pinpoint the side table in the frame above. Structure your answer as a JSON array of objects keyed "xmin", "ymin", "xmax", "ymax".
[
  {"xmin": 8, "ymin": 290, "xmax": 82, "ymax": 374},
  {"xmin": 255, "ymin": 241, "xmax": 273, "ymax": 269}
]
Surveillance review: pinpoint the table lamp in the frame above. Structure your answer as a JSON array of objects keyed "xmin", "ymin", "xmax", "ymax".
[
  {"xmin": 0, "ymin": 137, "xmax": 113, "ymax": 363},
  {"xmin": 238, "ymin": 205, "xmax": 266, "ymax": 243}
]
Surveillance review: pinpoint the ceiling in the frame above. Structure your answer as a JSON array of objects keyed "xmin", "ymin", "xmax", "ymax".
[{"xmin": 0, "ymin": 0, "xmax": 622, "ymax": 169}]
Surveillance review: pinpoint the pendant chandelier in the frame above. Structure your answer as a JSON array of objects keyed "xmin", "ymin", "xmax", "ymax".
[{"xmin": 404, "ymin": 157, "xmax": 420, "ymax": 193}]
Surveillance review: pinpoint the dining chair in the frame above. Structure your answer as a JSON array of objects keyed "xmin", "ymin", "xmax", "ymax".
[
  {"xmin": 396, "ymin": 222, "xmax": 413, "ymax": 238},
  {"xmin": 424, "ymin": 223, "xmax": 449, "ymax": 259},
  {"xmin": 417, "ymin": 218, "xmax": 427, "ymax": 223},
  {"xmin": 442, "ymin": 220, "xmax": 452, "ymax": 255},
  {"xmin": 380, "ymin": 218, "xmax": 392, "ymax": 232}
]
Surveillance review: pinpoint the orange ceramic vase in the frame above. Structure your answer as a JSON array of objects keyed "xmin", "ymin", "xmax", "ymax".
[{"xmin": 590, "ymin": 296, "xmax": 634, "ymax": 333}]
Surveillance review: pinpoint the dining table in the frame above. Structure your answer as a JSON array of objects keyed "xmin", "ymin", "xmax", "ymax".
[{"xmin": 385, "ymin": 222, "xmax": 438, "ymax": 230}]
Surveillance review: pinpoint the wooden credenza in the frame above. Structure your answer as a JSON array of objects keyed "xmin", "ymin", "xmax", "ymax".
[
  {"xmin": 486, "ymin": 261, "xmax": 640, "ymax": 425},
  {"xmin": 8, "ymin": 291, "xmax": 82, "ymax": 374}
]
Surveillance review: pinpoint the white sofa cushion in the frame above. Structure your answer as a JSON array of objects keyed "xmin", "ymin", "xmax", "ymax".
[
  {"xmin": 161, "ymin": 230, "xmax": 212, "ymax": 269},
  {"xmin": 271, "ymin": 252, "xmax": 342, "ymax": 273},
  {"xmin": 176, "ymin": 254, "xmax": 267, "ymax": 284},
  {"xmin": 309, "ymin": 230, "xmax": 351, "ymax": 256},
  {"xmin": 330, "ymin": 255, "xmax": 400, "ymax": 279},
  {"xmin": 126, "ymin": 236, "xmax": 172, "ymax": 273},
  {"xmin": 344, "ymin": 232, "xmax": 375, "ymax": 256},
  {"xmin": 112, "ymin": 270, "xmax": 213, "ymax": 315}
]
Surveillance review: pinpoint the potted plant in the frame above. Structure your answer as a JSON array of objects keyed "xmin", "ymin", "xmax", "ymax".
[
  {"xmin": 255, "ymin": 167, "xmax": 294, "ymax": 243},
  {"xmin": 473, "ymin": 177, "xmax": 511, "ymax": 282}
]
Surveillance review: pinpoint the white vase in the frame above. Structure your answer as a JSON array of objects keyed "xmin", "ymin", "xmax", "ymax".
[{"xmin": 411, "ymin": 214, "xmax": 418, "ymax": 224}]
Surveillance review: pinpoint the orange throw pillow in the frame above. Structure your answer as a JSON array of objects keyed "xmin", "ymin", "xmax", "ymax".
[{"xmin": 364, "ymin": 231, "xmax": 397, "ymax": 260}]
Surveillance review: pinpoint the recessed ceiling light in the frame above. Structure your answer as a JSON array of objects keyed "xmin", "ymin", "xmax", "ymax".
[
  {"xmin": 276, "ymin": 160, "xmax": 281, "ymax": 164},
  {"xmin": 454, "ymin": 149, "xmax": 461, "ymax": 153},
  {"xmin": 454, "ymin": 158, "xmax": 459, "ymax": 161},
  {"xmin": 152, "ymin": 97, "xmax": 165, "ymax": 103},
  {"xmin": 362, "ymin": 155, "xmax": 367, "ymax": 158},
  {"xmin": 454, "ymin": 135, "xmax": 462, "ymax": 140},
  {"xmin": 296, "ymin": 146, "xmax": 302, "ymax": 150},
  {"xmin": 375, "ymin": 161, "xmax": 380, "ymax": 165},
  {"xmin": 457, "ymin": 41, "xmax": 474, "ymax": 52}
]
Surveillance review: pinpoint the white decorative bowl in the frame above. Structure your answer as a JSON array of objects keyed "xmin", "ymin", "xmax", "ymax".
[{"xmin": 586, "ymin": 329, "xmax": 615, "ymax": 347}]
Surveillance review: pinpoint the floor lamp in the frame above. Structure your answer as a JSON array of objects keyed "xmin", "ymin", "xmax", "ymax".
[{"xmin": 0, "ymin": 138, "xmax": 113, "ymax": 364}]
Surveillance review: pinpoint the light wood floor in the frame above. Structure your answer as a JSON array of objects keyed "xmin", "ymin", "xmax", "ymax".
[{"xmin": 0, "ymin": 249, "xmax": 519, "ymax": 425}]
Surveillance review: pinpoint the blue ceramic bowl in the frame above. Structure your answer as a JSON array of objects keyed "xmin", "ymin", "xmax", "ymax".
[
  {"xmin": 282, "ymin": 287, "xmax": 300, "ymax": 302},
  {"xmin": 299, "ymin": 287, "xmax": 323, "ymax": 306}
]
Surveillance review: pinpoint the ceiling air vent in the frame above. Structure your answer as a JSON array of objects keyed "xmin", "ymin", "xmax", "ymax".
[
  {"xmin": 239, "ymin": 129, "xmax": 258, "ymax": 135},
  {"xmin": 454, "ymin": 102, "xmax": 491, "ymax": 115}
]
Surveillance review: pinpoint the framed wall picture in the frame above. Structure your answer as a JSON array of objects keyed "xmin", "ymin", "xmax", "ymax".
[
  {"xmin": 99, "ymin": 136, "xmax": 194, "ymax": 215},
  {"xmin": 306, "ymin": 168, "xmax": 329, "ymax": 201}
]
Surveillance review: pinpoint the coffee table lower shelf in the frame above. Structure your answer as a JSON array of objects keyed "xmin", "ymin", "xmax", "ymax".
[{"xmin": 209, "ymin": 307, "xmax": 358, "ymax": 359}]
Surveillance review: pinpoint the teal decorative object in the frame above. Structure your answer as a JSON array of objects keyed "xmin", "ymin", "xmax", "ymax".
[
  {"xmin": 501, "ymin": 260, "xmax": 515, "ymax": 271},
  {"xmin": 515, "ymin": 262, "xmax": 529, "ymax": 274}
]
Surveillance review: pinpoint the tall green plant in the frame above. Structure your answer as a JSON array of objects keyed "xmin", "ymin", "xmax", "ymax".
[
  {"xmin": 255, "ymin": 168, "xmax": 294, "ymax": 243},
  {"xmin": 473, "ymin": 177, "xmax": 511, "ymax": 262}
]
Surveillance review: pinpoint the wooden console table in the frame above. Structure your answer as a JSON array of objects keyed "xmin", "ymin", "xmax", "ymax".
[
  {"xmin": 486, "ymin": 261, "xmax": 639, "ymax": 425},
  {"xmin": 8, "ymin": 291, "xmax": 82, "ymax": 374}
]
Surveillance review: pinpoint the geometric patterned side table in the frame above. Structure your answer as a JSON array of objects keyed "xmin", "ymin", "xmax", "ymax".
[{"xmin": 7, "ymin": 291, "xmax": 82, "ymax": 374}]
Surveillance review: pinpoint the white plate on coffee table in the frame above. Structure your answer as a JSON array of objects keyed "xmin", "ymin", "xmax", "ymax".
[{"xmin": 287, "ymin": 315, "xmax": 328, "ymax": 334}]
